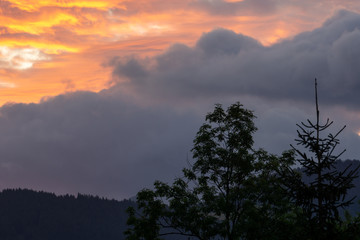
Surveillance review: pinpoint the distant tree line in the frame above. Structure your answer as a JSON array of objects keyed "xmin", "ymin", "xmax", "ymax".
[
  {"xmin": 0, "ymin": 188, "xmax": 135, "ymax": 240},
  {"xmin": 126, "ymin": 80, "xmax": 360, "ymax": 240}
]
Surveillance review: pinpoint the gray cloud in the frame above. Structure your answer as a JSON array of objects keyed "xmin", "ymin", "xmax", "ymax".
[
  {"xmin": 196, "ymin": 28, "xmax": 262, "ymax": 56},
  {"xmin": 0, "ymin": 91, "xmax": 202, "ymax": 199},
  {"xmin": 1, "ymin": 10, "xmax": 360, "ymax": 200},
  {"xmin": 110, "ymin": 10, "xmax": 360, "ymax": 110}
]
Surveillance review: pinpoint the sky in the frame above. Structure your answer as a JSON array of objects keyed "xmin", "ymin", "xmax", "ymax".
[{"xmin": 1, "ymin": 0, "xmax": 360, "ymax": 200}]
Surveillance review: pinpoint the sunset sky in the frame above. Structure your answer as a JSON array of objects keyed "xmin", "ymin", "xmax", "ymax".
[
  {"xmin": 1, "ymin": 0, "xmax": 360, "ymax": 199},
  {"xmin": 2, "ymin": 0, "xmax": 360, "ymax": 104}
]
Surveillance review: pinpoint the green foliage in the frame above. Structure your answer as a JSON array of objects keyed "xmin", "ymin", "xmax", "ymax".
[
  {"xmin": 338, "ymin": 210, "xmax": 360, "ymax": 239},
  {"xmin": 126, "ymin": 103, "xmax": 297, "ymax": 240}
]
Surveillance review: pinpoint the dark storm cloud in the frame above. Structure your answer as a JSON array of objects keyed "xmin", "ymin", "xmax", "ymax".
[
  {"xmin": 0, "ymin": 91, "xmax": 201, "ymax": 199},
  {"xmin": 111, "ymin": 10, "xmax": 360, "ymax": 110}
]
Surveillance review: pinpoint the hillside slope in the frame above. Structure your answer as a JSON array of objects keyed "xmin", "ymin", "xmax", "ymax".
[
  {"xmin": 0, "ymin": 160, "xmax": 359, "ymax": 239},
  {"xmin": 0, "ymin": 189, "xmax": 135, "ymax": 240}
]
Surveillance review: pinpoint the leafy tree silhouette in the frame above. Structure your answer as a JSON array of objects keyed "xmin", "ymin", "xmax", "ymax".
[{"xmin": 125, "ymin": 103, "xmax": 297, "ymax": 240}]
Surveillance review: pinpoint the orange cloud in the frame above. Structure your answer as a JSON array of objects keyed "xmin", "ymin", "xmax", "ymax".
[
  {"xmin": 2, "ymin": 12, "xmax": 78, "ymax": 35},
  {"xmin": 0, "ymin": 0, "xmax": 359, "ymax": 106},
  {"xmin": 0, "ymin": 39, "xmax": 79, "ymax": 54},
  {"xmin": 6, "ymin": 0, "xmax": 120, "ymax": 11}
]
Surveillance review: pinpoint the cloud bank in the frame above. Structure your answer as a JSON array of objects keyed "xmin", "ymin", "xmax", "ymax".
[
  {"xmin": 0, "ymin": 10, "xmax": 360, "ymax": 199},
  {"xmin": 0, "ymin": 91, "xmax": 201, "ymax": 199},
  {"xmin": 110, "ymin": 10, "xmax": 360, "ymax": 109}
]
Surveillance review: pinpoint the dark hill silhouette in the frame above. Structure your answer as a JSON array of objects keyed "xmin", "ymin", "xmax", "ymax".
[
  {"xmin": 293, "ymin": 159, "xmax": 360, "ymax": 217},
  {"xmin": 332, "ymin": 159, "xmax": 360, "ymax": 215},
  {"xmin": 0, "ymin": 189, "xmax": 135, "ymax": 240},
  {"xmin": 0, "ymin": 160, "xmax": 359, "ymax": 240}
]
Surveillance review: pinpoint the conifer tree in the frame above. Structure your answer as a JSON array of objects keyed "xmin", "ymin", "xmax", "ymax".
[{"xmin": 284, "ymin": 79, "xmax": 359, "ymax": 239}]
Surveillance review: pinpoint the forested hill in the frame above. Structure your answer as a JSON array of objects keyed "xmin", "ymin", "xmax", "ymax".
[
  {"xmin": 0, "ymin": 160, "xmax": 359, "ymax": 240},
  {"xmin": 332, "ymin": 159, "xmax": 360, "ymax": 215},
  {"xmin": 0, "ymin": 189, "xmax": 135, "ymax": 240}
]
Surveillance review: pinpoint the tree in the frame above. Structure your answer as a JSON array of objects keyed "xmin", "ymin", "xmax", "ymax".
[
  {"xmin": 125, "ymin": 103, "xmax": 297, "ymax": 240},
  {"xmin": 283, "ymin": 79, "xmax": 359, "ymax": 239}
]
